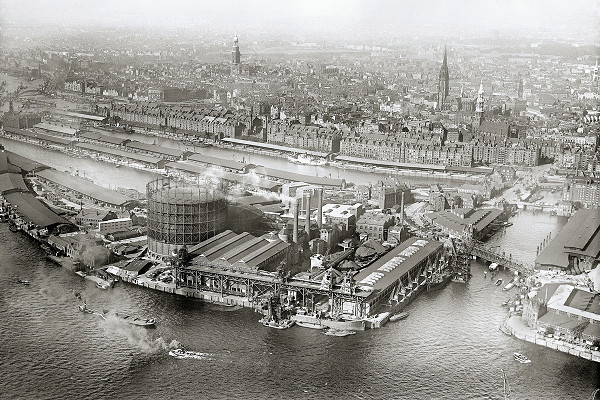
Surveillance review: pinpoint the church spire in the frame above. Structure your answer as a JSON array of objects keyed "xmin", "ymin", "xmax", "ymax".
[
  {"xmin": 438, "ymin": 46, "xmax": 450, "ymax": 111},
  {"xmin": 476, "ymin": 79, "xmax": 485, "ymax": 126}
]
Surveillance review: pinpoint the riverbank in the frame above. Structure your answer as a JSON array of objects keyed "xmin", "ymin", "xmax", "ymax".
[{"xmin": 503, "ymin": 315, "xmax": 600, "ymax": 362}]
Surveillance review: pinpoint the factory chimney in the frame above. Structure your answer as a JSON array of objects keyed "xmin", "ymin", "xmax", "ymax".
[
  {"xmin": 400, "ymin": 191, "xmax": 405, "ymax": 226},
  {"xmin": 316, "ymin": 187, "xmax": 323, "ymax": 228},
  {"xmin": 293, "ymin": 197, "xmax": 300, "ymax": 243},
  {"xmin": 305, "ymin": 191, "xmax": 312, "ymax": 236}
]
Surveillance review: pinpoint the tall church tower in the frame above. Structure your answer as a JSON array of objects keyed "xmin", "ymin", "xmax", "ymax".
[
  {"xmin": 231, "ymin": 35, "xmax": 241, "ymax": 75},
  {"xmin": 476, "ymin": 80, "xmax": 485, "ymax": 126},
  {"xmin": 517, "ymin": 78, "xmax": 524, "ymax": 99},
  {"xmin": 437, "ymin": 47, "xmax": 450, "ymax": 110}
]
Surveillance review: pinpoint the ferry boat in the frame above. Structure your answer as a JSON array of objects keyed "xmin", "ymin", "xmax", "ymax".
[
  {"xmin": 115, "ymin": 313, "xmax": 156, "ymax": 327},
  {"xmin": 513, "ymin": 352, "xmax": 531, "ymax": 364},
  {"xmin": 389, "ymin": 312, "xmax": 409, "ymax": 322}
]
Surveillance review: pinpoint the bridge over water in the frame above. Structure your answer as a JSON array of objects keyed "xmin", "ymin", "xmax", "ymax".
[{"xmin": 466, "ymin": 239, "xmax": 534, "ymax": 275}]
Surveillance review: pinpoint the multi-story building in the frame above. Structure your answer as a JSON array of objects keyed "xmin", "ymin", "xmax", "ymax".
[{"xmin": 356, "ymin": 212, "xmax": 395, "ymax": 241}]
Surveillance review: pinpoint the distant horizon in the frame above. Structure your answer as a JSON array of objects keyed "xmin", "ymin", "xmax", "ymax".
[{"xmin": 1, "ymin": 0, "xmax": 599, "ymax": 43}]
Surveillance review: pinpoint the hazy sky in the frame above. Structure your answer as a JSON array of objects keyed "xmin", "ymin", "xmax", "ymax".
[{"xmin": 1, "ymin": 0, "xmax": 599, "ymax": 40}]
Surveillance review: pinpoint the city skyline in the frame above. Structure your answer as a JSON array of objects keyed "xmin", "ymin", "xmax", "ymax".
[{"xmin": 1, "ymin": 0, "xmax": 599, "ymax": 42}]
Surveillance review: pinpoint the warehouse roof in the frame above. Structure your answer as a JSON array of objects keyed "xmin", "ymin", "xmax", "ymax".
[
  {"xmin": 188, "ymin": 153, "xmax": 247, "ymax": 171},
  {"xmin": 0, "ymin": 149, "xmax": 48, "ymax": 173},
  {"xmin": 336, "ymin": 155, "xmax": 446, "ymax": 171},
  {"xmin": 125, "ymin": 141, "xmax": 184, "ymax": 158},
  {"xmin": 221, "ymin": 138, "xmax": 329, "ymax": 157},
  {"xmin": 3, "ymin": 191, "xmax": 71, "ymax": 228},
  {"xmin": 53, "ymin": 110, "xmax": 106, "ymax": 121},
  {"xmin": 74, "ymin": 142, "xmax": 163, "ymax": 165},
  {"xmin": 253, "ymin": 166, "xmax": 344, "ymax": 188},
  {"xmin": 36, "ymin": 169, "xmax": 134, "ymax": 207},
  {"xmin": 0, "ymin": 172, "xmax": 29, "ymax": 194},
  {"xmin": 79, "ymin": 131, "xmax": 128, "ymax": 146},
  {"xmin": 4, "ymin": 126, "xmax": 73, "ymax": 146},
  {"xmin": 34, "ymin": 122, "xmax": 77, "ymax": 136},
  {"xmin": 353, "ymin": 237, "xmax": 443, "ymax": 293},
  {"xmin": 536, "ymin": 209, "xmax": 600, "ymax": 269}
]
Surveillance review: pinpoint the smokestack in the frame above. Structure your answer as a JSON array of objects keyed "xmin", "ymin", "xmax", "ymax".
[
  {"xmin": 305, "ymin": 191, "xmax": 312, "ymax": 236},
  {"xmin": 316, "ymin": 187, "xmax": 323, "ymax": 228},
  {"xmin": 293, "ymin": 198, "xmax": 300, "ymax": 243},
  {"xmin": 400, "ymin": 191, "xmax": 405, "ymax": 226}
]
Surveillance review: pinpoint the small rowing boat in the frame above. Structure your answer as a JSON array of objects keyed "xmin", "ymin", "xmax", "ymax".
[{"xmin": 495, "ymin": 278, "xmax": 503, "ymax": 286}]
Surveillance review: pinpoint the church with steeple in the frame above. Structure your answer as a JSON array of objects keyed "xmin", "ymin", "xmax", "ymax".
[
  {"xmin": 437, "ymin": 47, "xmax": 450, "ymax": 110},
  {"xmin": 475, "ymin": 80, "xmax": 485, "ymax": 126}
]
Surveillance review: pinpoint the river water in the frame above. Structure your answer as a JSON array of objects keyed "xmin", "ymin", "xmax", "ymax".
[{"xmin": 0, "ymin": 140, "xmax": 598, "ymax": 399}]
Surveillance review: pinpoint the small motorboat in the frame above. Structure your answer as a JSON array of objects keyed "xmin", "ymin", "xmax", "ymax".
[
  {"xmin": 503, "ymin": 280, "xmax": 516, "ymax": 291},
  {"xmin": 489, "ymin": 262, "xmax": 499, "ymax": 271},
  {"xmin": 260, "ymin": 317, "xmax": 295, "ymax": 330},
  {"xmin": 389, "ymin": 312, "xmax": 409, "ymax": 322},
  {"xmin": 169, "ymin": 348, "xmax": 212, "ymax": 360},
  {"xmin": 17, "ymin": 278, "xmax": 30, "ymax": 285},
  {"xmin": 323, "ymin": 328, "xmax": 356, "ymax": 337},
  {"xmin": 513, "ymin": 352, "xmax": 531, "ymax": 363},
  {"xmin": 115, "ymin": 313, "xmax": 156, "ymax": 327},
  {"xmin": 96, "ymin": 281, "xmax": 110, "ymax": 290},
  {"xmin": 495, "ymin": 278, "xmax": 503, "ymax": 286}
]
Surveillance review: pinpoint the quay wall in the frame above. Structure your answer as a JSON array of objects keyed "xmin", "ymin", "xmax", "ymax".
[{"xmin": 504, "ymin": 315, "xmax": 600, "ymax": 362}]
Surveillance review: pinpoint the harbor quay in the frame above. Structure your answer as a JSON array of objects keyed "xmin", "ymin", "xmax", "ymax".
[{"xmin": 503, "ymin": 315, "xmax": 600, "ymax": 363}]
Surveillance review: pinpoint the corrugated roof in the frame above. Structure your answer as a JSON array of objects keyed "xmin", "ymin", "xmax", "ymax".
[{"xmin": 189, "ymin": 230, "xmax": 238, "ymax": 256}]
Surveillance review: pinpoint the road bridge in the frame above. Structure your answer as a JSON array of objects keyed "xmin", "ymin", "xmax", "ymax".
[{"xmin": 467, "ymin": 239, "xmax": 534, "ymax": 275}]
